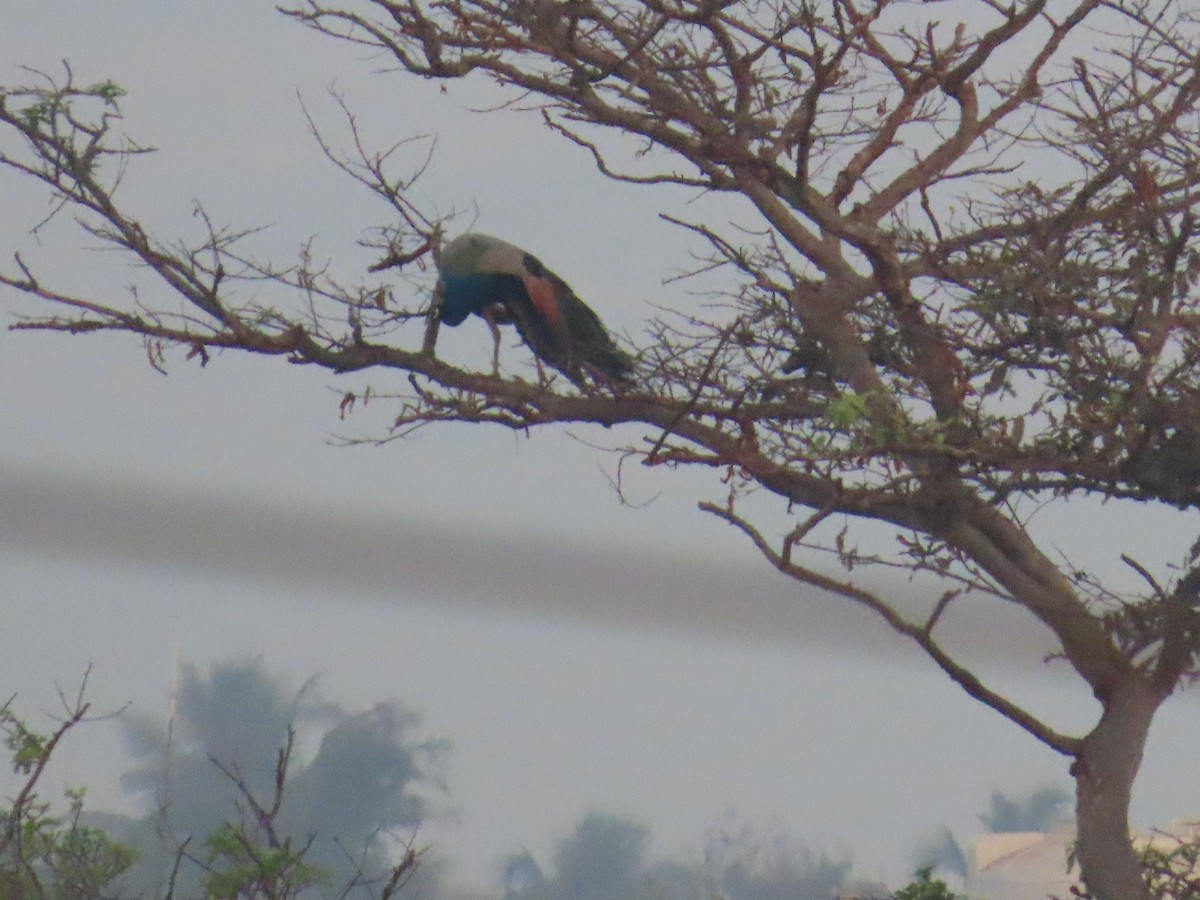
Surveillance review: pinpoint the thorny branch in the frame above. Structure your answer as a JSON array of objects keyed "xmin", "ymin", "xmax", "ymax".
[{"xmin": 701, "ymin": 500, "xmax": 1083, "ymax": 756}]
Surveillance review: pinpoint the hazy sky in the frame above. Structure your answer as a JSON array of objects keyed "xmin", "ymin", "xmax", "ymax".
[{"xmin": 2, "ymin": 2, "xmax": 1197, "ymax": 893}]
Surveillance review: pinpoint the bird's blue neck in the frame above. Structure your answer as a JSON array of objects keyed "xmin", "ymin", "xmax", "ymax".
[{"xmin": 440, "ymin": 273, "xmax": 515, "ymax": 326}]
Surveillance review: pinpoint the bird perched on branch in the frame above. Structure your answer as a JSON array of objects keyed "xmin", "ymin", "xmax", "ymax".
[{"xmin": 435, "ymin": 232, "xmax": 633, "ymax": 387}]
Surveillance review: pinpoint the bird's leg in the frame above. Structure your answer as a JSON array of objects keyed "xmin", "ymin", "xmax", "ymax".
[
  {"xmin": 536, "ymin": 358, "xmax": 555, "ymax": 388},
  {"xmin": 481, "ymin": 307, "xmax": 504, "ymax": 375},
  {"xmin": 488, "ymin": 319, "xmax": 503, "ymax": 376}
]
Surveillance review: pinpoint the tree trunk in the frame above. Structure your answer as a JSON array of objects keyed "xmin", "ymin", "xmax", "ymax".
[{"xmin": 1072, "ymin": 677, "xmax": 1162, "ymax": 900}]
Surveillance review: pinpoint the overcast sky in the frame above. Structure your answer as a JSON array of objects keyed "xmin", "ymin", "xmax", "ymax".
[{"xmin": 2, "ymin": 2, "xmax": 1198, "ymax": 893}]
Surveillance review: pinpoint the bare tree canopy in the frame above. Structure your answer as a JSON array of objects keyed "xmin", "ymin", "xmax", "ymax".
[{"xmin": 3, "ymin": 2, "xmax": 1200, "ymax": 897}]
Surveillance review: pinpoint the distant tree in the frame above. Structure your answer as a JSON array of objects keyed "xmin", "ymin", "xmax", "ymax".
[
  {"xmin": 0, "ymin": 664, "xmax": 437, "ymax": 900},
  {"xmin": 501, "ymin": 811, "xmax": 858, "ymax": 900},
  {"xmin": 978, "ymin": 785, "xmax": 1072, "ymax": 834},
  {"xmin": 5, "ymin": 3, "xmax": 1200, "ymax": 897},
  {"xmin": 181, "ymin": 724, "xmax": 423, "ymax": 900},
  {"xmin": 501, "ymin": 813, "xmax": 661, "ymax": 900},
  {"xmin": 109, "ymin": 660, "xmax": 446, "ymax": 898},
  {"xmin": 700, "ymin": 815, "xmax": 855, "ymax": 900}
]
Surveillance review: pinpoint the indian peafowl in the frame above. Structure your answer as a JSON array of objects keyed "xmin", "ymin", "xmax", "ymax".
[{"xmin": 435, "ymin": 233, "xmax": 633, "ymax": 386}]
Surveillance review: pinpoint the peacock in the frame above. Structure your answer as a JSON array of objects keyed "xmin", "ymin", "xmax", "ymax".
[{"xmin": 435, "ymin": 232, "xmax": 634, "ymax": 386}]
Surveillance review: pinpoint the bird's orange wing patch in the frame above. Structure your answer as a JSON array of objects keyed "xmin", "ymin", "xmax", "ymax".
[{"xmin": 522, "ymin": 275, "xmax": 563, "ymax": 328}]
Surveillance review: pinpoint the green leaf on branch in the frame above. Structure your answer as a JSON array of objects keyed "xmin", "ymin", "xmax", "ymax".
[{"xmin": 827, "ymin": 391, "xmax": 870, "ymax": 429}]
